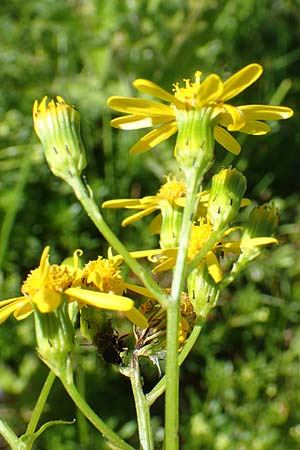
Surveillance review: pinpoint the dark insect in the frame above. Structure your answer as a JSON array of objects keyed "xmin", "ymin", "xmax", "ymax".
[{"xmin": 93, "ymin": 322, "xmax": 127, "ymax": 365}]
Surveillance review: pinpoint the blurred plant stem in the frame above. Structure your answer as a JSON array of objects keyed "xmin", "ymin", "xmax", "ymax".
[
  {"xmin": 0, "ymin": 418, "xmax": 19, "ymax": 450},
  {"xmin": 0, "ymin": 146, "xmax": 32, "ymax": 270}
]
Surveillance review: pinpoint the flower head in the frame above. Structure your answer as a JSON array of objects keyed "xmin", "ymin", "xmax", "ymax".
[
  {"xmin": 0, "ymin": 247, "xmax": 147, "ymax": 329},
  {"xmin": 108, "ymin": 64, "xmax": 293, "ymax": 156},
  {"xmin": 103, "ymin": 175, "xmax": 189, "ymax": 247},
  {"xmin": 33, "ymin": 96, "xmax": 87, "ymax": 182},
  {"xmin": 154, "ymin": 217, "xmax": 277, "ymax": 283}
]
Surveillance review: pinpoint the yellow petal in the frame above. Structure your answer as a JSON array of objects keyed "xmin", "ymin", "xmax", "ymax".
[
  {"xmin": 221, "ymin": 64, "xmax": 263, "ymax": 102},
  {"xmin": 0, "ymin": 297, "xmax": 26, "ymax": 324},
  {"xmin": 110, "ymin": 114, "xmax": 174, "ymax": 130},
  {"xmin": 33, "ymin": 288, "xmax": 62, "ymax": 313},
  {"xmin": 65, "ymin": 288, "xmax": 134, "ymax": 311},
  {"xmin": 206, "ymin": 251, "xmax": 223, "ymax": 283},
  {"xmin": 239, "ymin": 120, "xmax": 270, "ymax": 135},
  {"xmin": 107, "ymin": 96, "xmax": 174, "ymax": 116},
  {"xmin": 133, "ymin": 79, "xmax": 184, "ymax": 108},
  {"xmin": 222, "ymin": 104, "xmax": 246, "ymax": 131},
  {"xmin": 0, "ymin": 296, "xmax": 25, "ymax": 307},
  {"xmin": 140, "ymin": 196, "xmax": 159, "ymax": 205},
  {"xmin": 241, "ymin": 198, "xmax": 251, "ymax": 207},
  {"xmin": 152, "ymin": 256, "xmax": 176, "ymax": 273},
  {"xmin": 14, "ymin": 302, "xmax": 33, "ymax": 321},
  {"xmin": 102, "ymin": 198, "xmax": 142, "ymax": 208},
  {"xmin": 240, "ymin": 104, "xmax": 293, "ymax": 120},
  {"xmin": 197, "ymin": 74, "xmax": 223, "ymax": 106},
  {"xmin": 124, "ymin": 307, "xmax": 148, "ymax": 328},
  {"xmin": 149, "ymin": 213, "xmax": 162, "ymax": 234},
  {"xmin": 241, "ymin": 237, "xmax": 278, "ymax": 248},
  {"xmin": 124, "ymin": 282, "xmax": 156, "ymax": 299},
  {"xmin": 214, "ymin": 126, "xmax": 241, "ymax": 155},
  {"xmin": 37, "ymin": 96, "xmax": 48, "ymax": 114},
  {"xmin": 121, "ymin": 207, "xmax": 158, "ymax": 227},
  {"xmin": 128, "ymin": 248, "xmax": 175, "ymax": 260},
  {"xmin": 130, "ymin": 121, "xmax": 178, "ymax": 154}
]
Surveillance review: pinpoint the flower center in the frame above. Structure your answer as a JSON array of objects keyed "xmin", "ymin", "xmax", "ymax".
[
  {"xmin": 188, "ymin": 218, "xmax": 214, "ymax": 260},
  {"xmin": 21, "ymin": 265, "xmax": 76, "ymax": 297},
  {"xmin": 82, "ymin": 257, "xmax": 125, "ymax": 295},
  {"xmin": 157, "ymin": 176, "xmax": 186, "ymax": 203},
  {"xmin": 173, "ymin": 71, "xmax": 202, "ymax": 108}
]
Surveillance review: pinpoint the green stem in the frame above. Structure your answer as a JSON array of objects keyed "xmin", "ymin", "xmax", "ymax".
[
  {"xmin": 75, "ymin": 369, "xmax": 90, "ymax": 447},
  {"xmin": 164, "ymin": 107, "xmax": 216, "ymax": 450},
  {"xmin": 0, "ymin": 418, "xmax": 19, "ymax": 450},
  {"xmin": 60, "ymin": 373, "xmax": 134, "ymax": 450},
  {"xmin": 68, "ymin": 176, "xmax": 167, "ymax": 307},
  {"xmin": 164, "ymin": 167, "xmax": 202, "ymax": 450},
  {"xmin": 146, "ymin": 324, "xmax": 202, "ymax": 406},
  {"xmin": 129, "ymin": 352, "xmax": 154, "ymax": 450},
  {"xmin": 26, "ymin": 371, "xmax": 56, "ymax": 436}
]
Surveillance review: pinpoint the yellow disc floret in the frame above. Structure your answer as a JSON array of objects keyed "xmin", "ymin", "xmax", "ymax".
[
  {"xmin": 173, "ymin": 71, "xmax": 202, "ymax": 108},
  {"xmin": 81, "ymin": 257, "xmax": 125, "ymax": 295},
  {"xmin": 188, "ymin": 218, "xmax": 214, "ymax": 261},
  {"xmin": 157, "ymin": 175, "xmax": 186, "ymax": 203}
]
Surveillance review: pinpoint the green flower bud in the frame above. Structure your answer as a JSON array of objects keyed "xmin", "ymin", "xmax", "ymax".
[
  {"xmin": 33, "ymin": 96, "xmax": 87, "ymax": 183},
  {"xmin": 239, "ymin": 202, "xmax": 279, "ymax": 263},
  {"xmin": 243, "ymin": 202, "xmax": 279, "ymax": 240},
  {"xmin": 187, "ymin": 262, "xmax": 220, "ymax": 320},
  {"xmin": 224, "ymin": 203, "xmax": 279, "ymax": 284},
  {"xmin": 208, "ymin": 167, "xmax": 247, "ymax": 230}
]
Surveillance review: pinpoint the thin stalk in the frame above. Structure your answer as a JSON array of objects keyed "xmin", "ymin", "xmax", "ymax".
[
  {"xmin": 26, "ymin": 371, "xmax": 56, "ymax": 435},
  {"xmin": 164, "ymin": 167, "xmax": 202, "ymax": 450},
  {"xmin": 146, "ymin": 324, "xmax": 202, "ymax": 406},
  {"xmin": 0, "ymin": 418, "xmax": 19, "ymax": 450},
  {"xmin": 129, "ymin": 352, "xmax": 154, "ymax": 450},
  {"xmin": 60, "ymin": 373, "xmax": 135, "ymax": 450},
  {"xmin": 164, "ymin": 107, "xmax": 216, "ymax": 449},
  {"xmin": 75, "ymin": 369, "xmax": 90, "ymax": 447},
  {"xmin": 68, "ymin": 176, "xmax": 167, "ymax": 307}
]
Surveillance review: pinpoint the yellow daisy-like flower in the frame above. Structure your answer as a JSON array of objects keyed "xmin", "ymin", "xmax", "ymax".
[
  {"xmin": 153, "ymin": 218, "xmax": 278, "ymax": 283},
  {"xmin": 80, "ymin": 253, "xmax": 148, "ymax": 328},
  {"xmin": 0, "ymin": 247, "xmax": 147, "ymax": 328},
  {"xmin": 108, "ymin": 64, "xmax": 293, "ymax": 155},
  {"xmin": 102, "ymin": 175, "xmax": 187, "ymax": 228}
]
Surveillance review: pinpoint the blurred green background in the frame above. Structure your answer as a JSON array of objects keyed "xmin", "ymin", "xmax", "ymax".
[{"xmin": 0, "ymin": 0, "xmax": 300, "ymax": 449}]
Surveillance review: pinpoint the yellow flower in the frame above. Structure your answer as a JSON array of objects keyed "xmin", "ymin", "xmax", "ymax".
[
  {"xmin": 0, "ymin": 247, "xmax": 147, "ymax": 329},
  {"xmin": 153, "ymin": 218, "xmax": 278, "ymax": 283},
  {"xmin": 108, "ymin": 64, "xmax": 293, "ymax": 155},
  {"xmin": 102, "ymin": 175, "xmax": 186, "ymax": 229}
]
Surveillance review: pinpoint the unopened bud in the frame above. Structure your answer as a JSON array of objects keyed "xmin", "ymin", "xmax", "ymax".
[
  {"xmin": 208, "ymin": 167, "xmax": 247, "ymax": 230},
  {"xmin": 33, "ymin": 96, "xmax": 87, "ymax": 183}
]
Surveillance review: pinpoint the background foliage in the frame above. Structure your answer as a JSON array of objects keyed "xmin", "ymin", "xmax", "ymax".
[{"xmin": 0, "ymin": 0, "xmax": 300, "ymax": 449}]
